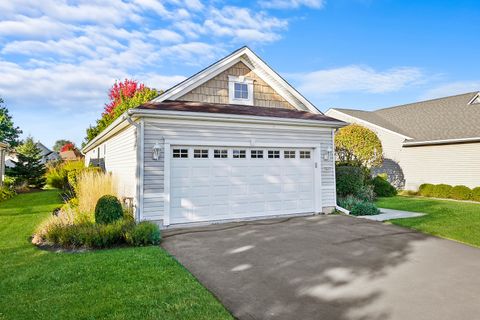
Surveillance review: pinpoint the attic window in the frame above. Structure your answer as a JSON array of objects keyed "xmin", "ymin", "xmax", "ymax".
[{"xmin": 228, "ymin": 75, "xmax": 253, "ymax": 105}]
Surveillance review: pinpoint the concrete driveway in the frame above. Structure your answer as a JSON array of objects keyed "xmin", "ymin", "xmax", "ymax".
[{"xmin": 162, "ymin": 215, "xmax": 480, "ymax": 320}]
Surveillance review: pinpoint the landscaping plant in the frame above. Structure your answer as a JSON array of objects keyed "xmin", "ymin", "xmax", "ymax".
[
  {"xmin": 372, "ymin": 175, "xmax": 397, "ymax": 197},
  {"xmin": 95, "ymin": 195, "xmax": 123, "ymax": 224},
  {"xmin": 126, "ymin": 221, "xmax": 161, "ymax": 246},
  {"xmin": 335, "ymin": 124, "xmax": 383, "ymax": 168},
  {"xmin": 472, "ymin": 187, "xmax": 480, "ymax": 202},
  {"xmin": 76, "ymin": 170, "xmax": 117, "ymax": 214},
  {"xmin": 8, "ymin": 137, "xmax": 46, "ymax": 189},
  {"xmin": 450, "ymin": 185, "xmax": 472, "ymax": 200}
]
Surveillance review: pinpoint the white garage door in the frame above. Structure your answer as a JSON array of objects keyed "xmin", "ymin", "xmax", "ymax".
[{"xmin": 170, "ymin": 146, "xmax": 316, "ymax": 224}]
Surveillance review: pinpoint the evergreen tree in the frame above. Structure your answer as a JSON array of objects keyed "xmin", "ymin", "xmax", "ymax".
[
  {"xmin": 10, "ymin": 137, "xmax": 46, "ymax": 189},
  {"xmin": 0, "ymin": 98, "xmax": 22, "ymax": 148}
]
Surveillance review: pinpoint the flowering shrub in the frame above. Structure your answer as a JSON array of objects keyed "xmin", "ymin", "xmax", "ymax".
[{"xmin": 104, "ymin": 79, "xmax": 145, "ymax": 115}]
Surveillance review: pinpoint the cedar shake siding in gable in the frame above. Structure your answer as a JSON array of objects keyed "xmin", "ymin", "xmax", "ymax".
[{"xmin": 177, "ymin": 61, "xmax": 295, "ymax": 109}]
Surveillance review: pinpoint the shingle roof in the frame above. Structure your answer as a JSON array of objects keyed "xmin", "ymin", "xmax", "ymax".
[
  {"xmin": 332, "ymin": 92, "xmax": 480, "ymax": 143},
  {"xmin": 137, "ymin": 100, "xmax": 345, "ymax": 124}
]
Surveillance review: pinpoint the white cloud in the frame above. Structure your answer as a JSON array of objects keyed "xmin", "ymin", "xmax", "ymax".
[
  {"xmin": 259, "ymin": 0, "xmax": 325, "ymax": 9},
  {"xmin": 0, "ymin": 15, "xmax": 73, "ymax": 39},
  {"xmin": 292, "ymin": 65, "xmax": 425, "ymax": 96},
  {"xmin": 149, "ymin": 29, "xmax": 184, "ymax": 43},
  {"xmin": 421, "ymin": 81, "xmax": 480, "ymax": 100},
  {"xmin": 159, "ymin": 42, "xmax": 222, "ymax": 65}
]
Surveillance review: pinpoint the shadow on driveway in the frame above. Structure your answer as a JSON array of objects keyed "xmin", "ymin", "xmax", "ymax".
[{"xmin": 163, "ymin": 215, "xmax": 480, "ymax": 320}]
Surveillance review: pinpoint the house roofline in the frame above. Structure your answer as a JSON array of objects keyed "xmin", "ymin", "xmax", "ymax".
[
  {"xmin": 325, "ymin": 108, "xmax": 413, "ymax": 140},
  {"xmin": 153, "ymin": 46, "xmax": 321, "ymax": 114},
  {"xmin": 403, "ymin": 136, "xmax": 480, "ymax": 147},
  {"xmin": 128, "ymin": 108, "xmax": 345, "ymax": 128}
]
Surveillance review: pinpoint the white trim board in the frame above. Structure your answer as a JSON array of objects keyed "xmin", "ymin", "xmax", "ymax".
[{"xmin": 325, "ymin": 108, "xmax": 413, "ymax": 140}]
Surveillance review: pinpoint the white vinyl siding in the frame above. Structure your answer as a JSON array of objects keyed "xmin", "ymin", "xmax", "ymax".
[
  {"xmin": 402, "ymin": 143, "xmax": 480, "ymax": 190},
  {"xmin": 84, "ymin": 126, "xmax": 137, "ymax": 199},
  {"xmin": 142, "ymin": 118, "xmax": 336, "ymax": 223}
]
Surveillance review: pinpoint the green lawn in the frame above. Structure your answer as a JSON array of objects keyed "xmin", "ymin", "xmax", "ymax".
[
  {"xmin": 0, "ymin": 190, "xmax": 232, "ymax": 320},
  {"xmin": 376, "ymin": 196, "xmax": 480, "ymax": 247}
]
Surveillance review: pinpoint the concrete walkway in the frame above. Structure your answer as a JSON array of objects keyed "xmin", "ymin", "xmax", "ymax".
[{"xmin": 357, "ymin": 208, "xmax": 425, "ymax": 221}]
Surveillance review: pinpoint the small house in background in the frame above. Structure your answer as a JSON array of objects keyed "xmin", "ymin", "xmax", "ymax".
[
  {"xmin": 36, "ymin": 142, "xmax": 60, "ymax": 164},
  {"xmin": 0, "ymin": 142, "xmax": 8, "ymax": 184},
  {"xmin": 59, "ymin": 149, "xmax": 83, "ymax": 162}
]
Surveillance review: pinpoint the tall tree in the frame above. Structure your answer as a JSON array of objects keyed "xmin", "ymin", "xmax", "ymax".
[
  {"xmin": 9, "ymin": 137, "xmax": 46, "ymax": 189},
  {"xmin": 84, "ymin": 79, "xmax": 159, "ymax": 144},
  {"xmin": 0, "ymin": 98, "xmax": 22, "ymax": 148},
  {"xmin": 53, "ymin": 139, "xmax": 73, "ymax": 152},
  {"xmin": 335, "ymin": 124, "xmax": 383, "ymax": 168}
]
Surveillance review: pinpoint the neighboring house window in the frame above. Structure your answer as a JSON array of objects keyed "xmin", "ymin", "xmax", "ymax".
[
  {"xmin": 268, "ymin": 150, "xmax": 280, "ymax": 159},
  {"xmin": 214, "ymin": 149, "xmax": 228, "ymax": 158},
  {"xmin": 228, "ymin": 75, "xmax": 254, "ymax": 105},
  {"xmin": 300, "ymin": 151, "xmax": 311, "ymax": 159},
  {"xmin": 251, "ymin": 150, "xmax": 263, "ymax": 158},
  {"xmin": 173, "ymin": 149, "xmax": 188, "ymax": 158},
  {"xmin": 284, "ymin": 150, "xmax": 296, "ymax": 158},
  {"xmin": 194, "ymin": 149, "xmax": 209, "ymax": 158},
  {"xmin": 233, "ymin": 149, "xmax": 246, "ymax": 158}
]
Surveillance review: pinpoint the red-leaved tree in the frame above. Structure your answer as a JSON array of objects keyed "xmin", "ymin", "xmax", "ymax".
[
  {"xmin": 60, "ymin": 143, "xmax": 76, "ymax": 152},
  {"xmin": 104, "ymin": 79, "xmax": 145, "ymax": 115}
]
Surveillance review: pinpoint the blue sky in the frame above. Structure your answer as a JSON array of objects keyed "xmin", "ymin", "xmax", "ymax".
[{"xmin": 0, "ymin": 0, "xmax": 479, "ymax": 148}]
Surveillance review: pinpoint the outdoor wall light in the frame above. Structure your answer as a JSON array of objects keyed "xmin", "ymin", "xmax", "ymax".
[
  {"xmin": 152, "ymin": 141, "xmax": 161, "ymax": 160},
  {"xmin": 324, "ymin": 147, "xmax": 333, "ymax": 161}
]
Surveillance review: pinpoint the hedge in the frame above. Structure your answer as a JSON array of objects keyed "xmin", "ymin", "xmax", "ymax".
[{"xmin": 417, "ymin": 183, "xmax": 477, "ymax": 201}]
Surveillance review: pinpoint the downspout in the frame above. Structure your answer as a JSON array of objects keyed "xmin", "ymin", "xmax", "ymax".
[{"xmin": 125, "ymin": 115, "xmax": 143, "ymax": 222}]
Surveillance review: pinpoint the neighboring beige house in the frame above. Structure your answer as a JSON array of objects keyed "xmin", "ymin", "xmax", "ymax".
[
  {"xmin": 83, "ymin": 46, "xmax": 345, "ymax": 227},
  {"xmin": 0, "ymin": 142, "xmax": 8, "ymax": 184},
  {"xmin": 326, "ymin": 92, "xmax": 480, "ymax": 190}
]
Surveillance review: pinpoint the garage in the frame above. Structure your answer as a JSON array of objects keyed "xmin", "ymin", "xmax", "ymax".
[{"xmin": 170, "ymin": 146, "xmax": 316, "ymax": 224}]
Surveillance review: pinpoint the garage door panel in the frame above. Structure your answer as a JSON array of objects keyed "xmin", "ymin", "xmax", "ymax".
[{"xmin": 170, "ymin": 146, "xmax": 315, "ymax": 224}]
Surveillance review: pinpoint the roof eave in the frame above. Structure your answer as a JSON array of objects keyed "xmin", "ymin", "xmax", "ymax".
[
  {"xmin": 403, "ymin": 136, "xmax": 480, "ymax": 147},
  {"xmin": 128, "ymin": 108, "xmax": 345, "ymax": 128}
]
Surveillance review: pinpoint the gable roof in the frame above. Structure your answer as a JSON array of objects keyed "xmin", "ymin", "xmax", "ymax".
[
  {"xmin": 330, "ymin": 91, "xmax": 480, "ymax": 145},
  {"xmin": 152, "ymin": 46, "xmax": 320, "ymax": 114},
  {"xmin": 138, "ymin": 100, "xmax": 344, "ymax": 125}
]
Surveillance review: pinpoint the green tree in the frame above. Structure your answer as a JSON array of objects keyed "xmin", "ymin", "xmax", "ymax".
[
  {"xmin": 335, "ymin": 124, "xmax": 383, "ymax": 167},
  {"xmin": 9, "ymin": 137, "xmax": 46, "ymax": 189},
  {"xmin": 53, "ymin": 139, "xmax": 73, "ymax": 152},
  {"xmin": 0, "ymin": 98, "xmax": 22, "ymax": 148}
]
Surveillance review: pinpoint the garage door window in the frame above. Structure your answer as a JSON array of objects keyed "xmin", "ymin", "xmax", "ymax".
[
  {"xmin": 173, "ymin": 149, "xmax": 188, "ymax": 158},
  {"xmin": 214, "ymin": 149, "xmax": 228, "ymax": 158},
  {"xmin": 268, "ymin": 150, "xmax": 280, "ymax": 158},
  {"xmin": 233, "ymin": 149, "xmax": 246, "ymax": 158},
  {"xmin": 284, "ymin": 150, "xmax": 295, "ymax": 158},
  {"xmin": 194, "ymin": 149, "xmax": 209, "ymax": 158},
  {"xmin": 300, "ymin": 151, "xmax": 311, "ymax": 159},
  {"xmin": 251, "ymin": 150, "xmax": 263, "ymax": 158}
]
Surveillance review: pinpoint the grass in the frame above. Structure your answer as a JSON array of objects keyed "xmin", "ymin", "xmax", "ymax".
[
  {"xmin": 0, "ymin": 190, "xmax": 232, "ymax": 320},
  {"xmin": 376, "ymin": 195, "xmax": 480, "ymax": 247},
  {"xmin": 77, "ymin": 170, "xmax": 118, "ymax": 214}
]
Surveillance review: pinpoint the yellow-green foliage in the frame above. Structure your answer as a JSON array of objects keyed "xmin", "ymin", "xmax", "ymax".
[
  {"xmin": 335, "ymin": 124, "xmax": 383, "ymax": 167},
  {"xmin": 77, "ymin": 171, "xmax": 118, "ymax": 215},
  {"xmin": 46, "ymin": 160, "xmax": 85, "ymax": 190}
]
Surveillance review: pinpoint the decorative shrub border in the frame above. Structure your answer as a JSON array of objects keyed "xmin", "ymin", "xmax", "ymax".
[{"xmin": 418, "ymin": 183, "xmax": 480, "ymax": 202}]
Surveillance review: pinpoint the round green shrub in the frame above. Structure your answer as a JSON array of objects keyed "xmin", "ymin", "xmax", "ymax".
[
  {"xmin": 350, "ymin": 201, "xmax": 380, "ymax": 216},
  {"xmin": 450, "ymin": 185, "xmax": 472, "ymax": 200},
  {"xmin": 431, "ymin": 184, "xmax": 453, "ymax": 198},
  {"xmin": 418, "ymin": 184, "xmax": 435, "ymax": 197},
  {"xmin": 335, "ymin": 165, "xmax": 365, "ymax": 198},
  {"xmin": 94, "ymin": 195, "xmax": 123, "ymax": 224},
  {"xmin": 356, "ymin": 185, "xmax": 376, "ymax": 202},
  {"xmin": 472, "ymin": 187, "xmax": 480, "ymax": 202},
  {"xmin": 372, "ymin": 176, "xmax": 397, "ymax": 197},
  {"xmin": 126, "ymin": 222, "xmax": 161, "ymax": 246}
]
